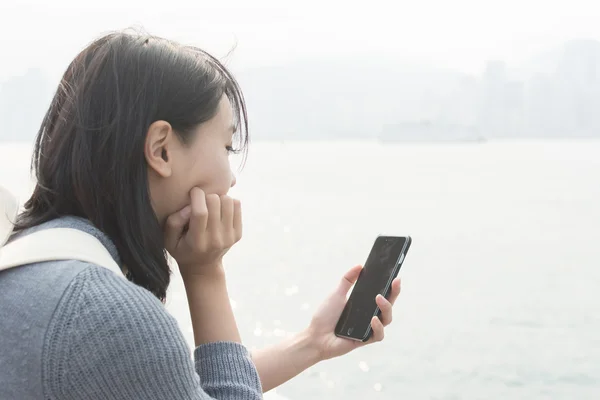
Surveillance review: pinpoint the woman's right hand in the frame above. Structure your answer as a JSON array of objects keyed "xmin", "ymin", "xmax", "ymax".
[
  {"xmin": 164, "ymin": 187, "xmax": 242, "ymax": 278},
  {"xmin": 165, "ymin": 188, "xmax": 245, "ymax": 346}
]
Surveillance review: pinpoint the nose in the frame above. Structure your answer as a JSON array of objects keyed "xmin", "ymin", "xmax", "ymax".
[{"xmin": 230, "ymin": 173, "xmax": 237, "ymax": 188}]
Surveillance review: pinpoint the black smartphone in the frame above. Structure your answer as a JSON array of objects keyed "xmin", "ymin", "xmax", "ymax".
[{"xmin": 334, "ymin": 235, "xmax": 412, "ymax": 342}]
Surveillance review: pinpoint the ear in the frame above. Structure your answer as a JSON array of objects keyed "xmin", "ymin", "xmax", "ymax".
[{"xmin": 144, "ymin": 120, "xmax": 175, "ymax": 178}]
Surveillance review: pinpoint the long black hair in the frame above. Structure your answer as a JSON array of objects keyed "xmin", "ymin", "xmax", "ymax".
[{"xmin": 15, "ymin": 29, "xmax": 248, "ymax": 301}]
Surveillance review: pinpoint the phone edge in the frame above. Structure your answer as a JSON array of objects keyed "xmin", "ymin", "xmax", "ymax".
[{"xmin": 335, "ymin": 235, "xmax": 412, "ymax": 342}]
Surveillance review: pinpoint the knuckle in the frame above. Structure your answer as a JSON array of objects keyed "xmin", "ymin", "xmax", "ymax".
[
  {"xmin": 165, "ymin": 216, "xmax": 178, "ymax": 228},
  {"xmin": 190, "ymin": 187, "xmax": 204, "ymax": 199},
  {"xmin": 191, "ymin": 207, "xmax": 208, "ymax": 218},
  {"xmin": 206, "ymin": 193, "xmax": 220, "ymax": 202}
]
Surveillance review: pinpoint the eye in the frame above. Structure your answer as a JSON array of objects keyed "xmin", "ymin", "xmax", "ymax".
[{"xmin": 226, "ymin": 145, "xmax": 240, "ymax": 155}]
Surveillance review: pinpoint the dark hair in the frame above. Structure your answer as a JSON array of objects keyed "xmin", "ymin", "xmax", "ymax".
[{"xmin": 15, "ymin": 29, "xmax": 248, "ymax": 301}]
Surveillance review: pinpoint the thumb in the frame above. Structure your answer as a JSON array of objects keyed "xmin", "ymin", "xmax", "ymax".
[
  {"xmin": 164, "ymin": 205, "xmax": 191, "ymax": 252},
  {"xmin": 336, "ymin": 265, "xmax": 363, "ymax": 296}
]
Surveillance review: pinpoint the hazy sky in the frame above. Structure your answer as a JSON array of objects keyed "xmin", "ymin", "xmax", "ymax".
[{"xmin": 1, "ymin": 0, "xmax": 599, "ymax": 81}]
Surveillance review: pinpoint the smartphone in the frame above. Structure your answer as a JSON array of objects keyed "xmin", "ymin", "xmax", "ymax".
[{"xmin": 334, "ymin": 235, "xmax": 412, "ymax": 342}]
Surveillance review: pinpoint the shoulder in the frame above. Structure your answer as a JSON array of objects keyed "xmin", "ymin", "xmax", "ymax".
[
  {"xmin": 43, "ymin": 265, "xmax": 197, "ymax": 399},
  {"xmin": 60, "ymin": 263, "xmax": 164, "ymax": 313},
  {"xmin": 47, "ymin": 264, "xmax": 184, "ymax": 349}
]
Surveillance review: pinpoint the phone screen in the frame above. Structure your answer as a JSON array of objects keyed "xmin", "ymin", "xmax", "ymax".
[{"xmin": 335, "ymin": 236, "xmax": 410, "ymax": 341}]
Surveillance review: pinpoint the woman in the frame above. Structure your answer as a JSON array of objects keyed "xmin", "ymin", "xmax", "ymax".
[{"xmin": 0, "ymin": 30, "xmax": 401, "ymax": 399}]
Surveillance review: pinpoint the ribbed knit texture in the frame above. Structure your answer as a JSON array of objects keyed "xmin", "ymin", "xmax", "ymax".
[{"xmin": 0, "ymin": 216, "xmax": 263, "ymax": 399}]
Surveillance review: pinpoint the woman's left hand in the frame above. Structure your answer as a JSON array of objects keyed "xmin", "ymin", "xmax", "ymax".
[{"xmin": 305, "ymin": 265, "xmax": 401, "ymax": 361}]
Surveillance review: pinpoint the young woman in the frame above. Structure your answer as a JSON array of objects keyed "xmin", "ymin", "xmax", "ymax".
[{"xmin": 0, "ymin": 30, "xmax": 401, "ymax": 399}]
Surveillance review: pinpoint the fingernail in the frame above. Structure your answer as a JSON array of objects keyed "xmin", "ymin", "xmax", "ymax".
[{"xmin": 180, "ymin": 206, "xmax": 191, "ymax": 218}]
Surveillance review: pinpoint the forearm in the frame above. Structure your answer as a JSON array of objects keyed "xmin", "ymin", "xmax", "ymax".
[
  {"xmin": 251, "ymin": 330, "xmax": 322, "ymax": 392},
  {"xmin": 183, "ymin": 265, "xmax": 242, "ymax": 346}
]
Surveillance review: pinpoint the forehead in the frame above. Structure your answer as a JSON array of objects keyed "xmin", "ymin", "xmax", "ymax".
[{"xmin": 214, "ymin": 95, "xmax": 233, "ymax": 126}]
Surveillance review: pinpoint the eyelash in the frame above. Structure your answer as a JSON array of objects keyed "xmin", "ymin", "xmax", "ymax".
[{"xmin": 226, "ymin": 146, "xmax": 240, "ymax": 155}]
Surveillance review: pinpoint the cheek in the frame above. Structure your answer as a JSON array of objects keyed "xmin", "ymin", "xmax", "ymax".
[
  {"xmin": 188, "ymin": 154, "xmax": 233, "ymax": 196},
  {"xmin": 207, "ymin": 156, "xmax": 235, "ymax": 196}
]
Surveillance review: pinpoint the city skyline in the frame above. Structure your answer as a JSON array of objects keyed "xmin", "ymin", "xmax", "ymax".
[{"xmin": 1, "ymin": 37, "xmax": 600, "ymax": 141}]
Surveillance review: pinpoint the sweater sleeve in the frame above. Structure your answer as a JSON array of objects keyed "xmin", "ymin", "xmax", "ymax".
[{"xmin": 43, "ymin": 266, "xmax": 262, "ymax": 400}]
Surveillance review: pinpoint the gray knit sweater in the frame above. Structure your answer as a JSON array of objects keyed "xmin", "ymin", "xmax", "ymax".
[{"xmin": 0, "ymin": 216, "xmax": 263, "ymax": 399}]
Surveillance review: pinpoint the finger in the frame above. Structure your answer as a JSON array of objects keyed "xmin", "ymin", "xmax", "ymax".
[
  {"xmin": 188, "ymin": 188, "xmax": 209, "ymax": 243},
  {"xmin": 376, "ymin": 294, "xmax": 393, "ymax": 326},
  {"xmin": 164, "ymin": 205, "xmax": 191, "ymax": 250},
  {"xmin": 220, "ymin": 195, "xmax": 234, "ymax": 229},
  {"xmin": 336, "ymin": 265, "xmax": 363, "ymax": 296},
  {"xmin": 205, "ymin": 194, "xmax": 221, "ymax": 231},
  {"xmin": 370, "ymin": 316, "xmax": 385, "ymax": 342},
  {"xmin": 233, "ymin": 199, "xmax": 242, "ymax": 242},
  {"xmin": 387, "ymin": 277, "xmax": 402, "ymax": 306}
]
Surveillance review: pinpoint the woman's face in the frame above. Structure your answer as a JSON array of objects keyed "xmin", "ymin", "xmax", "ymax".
[{"xmin": 146, "ymin": 95, "xmax": 238, "ymax": 223}]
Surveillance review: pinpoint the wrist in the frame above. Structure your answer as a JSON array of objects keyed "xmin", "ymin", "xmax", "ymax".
[
  {"xmin": 294, "ymin": 328, "xmax": 325, "ymax": 365},
  {"xmin": 180, "ymin": 261, "xmax": 226, "ymax": 283}
]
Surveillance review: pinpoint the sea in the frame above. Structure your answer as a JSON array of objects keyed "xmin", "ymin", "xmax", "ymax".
[{"xmin": 1, "ymin": 140, "xmax": 599, "ymax": 400}]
